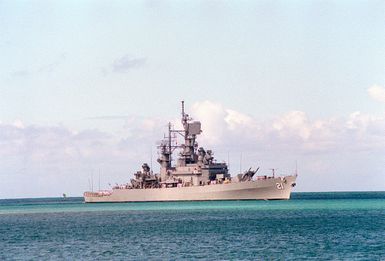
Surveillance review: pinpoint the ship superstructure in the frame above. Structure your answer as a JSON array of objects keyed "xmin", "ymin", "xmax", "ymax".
[{"xmin": 84, "ymin": 102, "xmax": 297, "ymax": 202}]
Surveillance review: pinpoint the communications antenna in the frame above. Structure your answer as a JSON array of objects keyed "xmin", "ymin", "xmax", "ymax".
[{"xmin": 270, "ymin": 168, "xmax": 277, "ymax": 178}]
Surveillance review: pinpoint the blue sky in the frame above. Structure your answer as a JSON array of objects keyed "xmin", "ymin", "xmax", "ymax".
[{"xmin": 0, "ymin": 0, "xmax": 384, "ymax": 198}]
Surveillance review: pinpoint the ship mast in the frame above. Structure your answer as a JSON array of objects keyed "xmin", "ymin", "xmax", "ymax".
[
  {"xmin": 181, "ymin": 100, "xmax": 185, "ymax": 121},
  {"xmin": 181, "ymin": 100, "xmax": 188, "ymax": 136},
  {"xmin": 157, "ymin": 101, "xmax": 202, "ymax": 177},
  {"xmin": 168, "ymin": 122, "xmax": 172, "ymax": 167}
]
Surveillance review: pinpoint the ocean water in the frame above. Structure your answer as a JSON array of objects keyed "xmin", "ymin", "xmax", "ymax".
[{"xmin": 1, "ymin": 192, "xmax": 384, "ymax": 260}]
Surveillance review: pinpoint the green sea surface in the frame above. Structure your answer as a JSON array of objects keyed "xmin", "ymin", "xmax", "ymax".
[{"xmin": 1, "ymin": 192, "xmax": 384, "ymax": 260}]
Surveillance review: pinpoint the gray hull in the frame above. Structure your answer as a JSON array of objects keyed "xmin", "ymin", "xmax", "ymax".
[{"xmin": 84, "ymin": 175, "xmax": 296, "ymax": 203}]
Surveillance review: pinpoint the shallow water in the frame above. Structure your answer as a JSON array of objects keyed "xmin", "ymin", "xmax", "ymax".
[{"xmin": 1, "ymin": 192, "xmax": 384, "ymax": 260}]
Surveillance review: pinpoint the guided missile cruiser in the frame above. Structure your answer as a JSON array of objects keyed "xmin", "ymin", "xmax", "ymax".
[{"xmin": 84, "ymin": 101, "xmax": 297, "ymax": 202}]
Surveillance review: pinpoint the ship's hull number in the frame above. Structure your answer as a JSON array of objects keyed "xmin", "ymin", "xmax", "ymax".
[{"xmin": 276, "ymin": 183, "xmax": 284, "ymax": 190}]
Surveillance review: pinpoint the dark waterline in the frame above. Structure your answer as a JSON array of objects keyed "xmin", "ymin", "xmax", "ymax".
[{"xmin": 1, "ymin": 192, "xmax": 384, "ymax": 260}]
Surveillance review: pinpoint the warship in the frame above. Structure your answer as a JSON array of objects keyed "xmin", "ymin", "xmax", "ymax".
[{"xmin": 84, "ymin": 101, "xmax": 297, "ymax": 202}]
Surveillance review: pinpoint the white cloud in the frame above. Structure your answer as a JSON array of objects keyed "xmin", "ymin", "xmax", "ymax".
[
  {"xmin": 368, "ymin": 85, "xmax": 385, "ymax": 103},
  {"xmin": 1, "ymin": 101, "xmax": 385, "ymax": 197},
  {"xmin": 272, "ymin": 111, "xmax": 311, "ymax": 140},
  {"xmin": 189, "ymin": 101, "xmax": 383, "ymax": 153},
  {"xmin": 12, "ymin": 119, "xmax": 25, "ymax": 129},
  {"xmin": 225, "ymin": 109, "xmax": 254, "ymax": 130},
  {"xmin": 0, "ymin": 121, "xmax": 159, "ymax": 198},
  {"xmin": 188, "ymin": 101, "xmax": 385, "ymax": 192},
  {"xmin": 191, "ymin": 101, "xmax": 227, "ymax": 145}
]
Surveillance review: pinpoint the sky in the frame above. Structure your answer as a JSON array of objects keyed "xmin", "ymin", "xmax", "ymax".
[{"xmin": 0, "ymin": 0, "xmax": 384, "ymax": 198}]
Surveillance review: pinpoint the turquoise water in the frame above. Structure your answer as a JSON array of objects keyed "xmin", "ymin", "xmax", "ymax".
[{"xmin": 1, "ymin": 192, "xmax": 384, "ymax": 260}]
